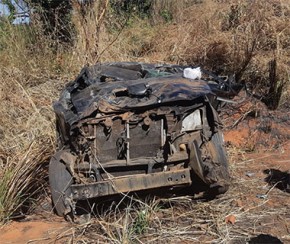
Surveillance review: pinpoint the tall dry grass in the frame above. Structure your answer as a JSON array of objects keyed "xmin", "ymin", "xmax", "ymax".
[
  {"xmin": 70, "ymin": 0, "xmax": 109, "ymax": 65},
  {"xmin": 147, "ymin": 1, "xmax": 289, "ymax": 75},
  {"xmin": 0, "ymin": 0, "xmax": 289, "ymax": 222},
  {"xmin": 0, "ymin": 20, "xmax": 74, "ymax": 221},
  {"xmin": 153, "ymin": 0, "xmax": 289, "ymax": 107}
]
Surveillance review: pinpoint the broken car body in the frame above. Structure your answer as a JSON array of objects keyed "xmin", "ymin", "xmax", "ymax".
[{"xmin": 49, "ymin": 62, "xmax": 231, "ymax": 219}]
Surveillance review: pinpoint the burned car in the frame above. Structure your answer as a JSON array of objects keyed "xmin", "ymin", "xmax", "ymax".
[{"xmin": 49, "ymin": 62, "xmax": 230, "ymax": 219}]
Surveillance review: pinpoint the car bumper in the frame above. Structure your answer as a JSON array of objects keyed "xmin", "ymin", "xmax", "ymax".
[{"xmin": 70, "ymin": 168, "xmax": 192, "ymax": 200}]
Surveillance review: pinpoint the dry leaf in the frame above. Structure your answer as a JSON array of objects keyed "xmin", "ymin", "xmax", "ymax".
[{"xmin": 225, "ymin": 214, "xmax": 236, "ymax": 224}]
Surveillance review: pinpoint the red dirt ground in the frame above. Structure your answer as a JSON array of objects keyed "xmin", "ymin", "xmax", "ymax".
[
  {"xmin": 0, "ymin": 219, "xmax": 69, "ymax": 244},
  {"xmin": 221, "ymin": 93, "xmax": 290, "ymax": 243}
]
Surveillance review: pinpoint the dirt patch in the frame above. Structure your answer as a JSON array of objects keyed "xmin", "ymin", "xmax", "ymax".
[
  {"xmin": 220, "ymin": 94, "xmax": 290, "ymax": 243},
  {"xmin": 222, "ymin": 90, "xmax": 290, "ymax": 152},
  {"xmin": 226, "ymin": 148, "xmax": 290, "ymax": 243},
  {"xmin": 0, "ymin": 219, "xmax": 70, "ymax": 244}
]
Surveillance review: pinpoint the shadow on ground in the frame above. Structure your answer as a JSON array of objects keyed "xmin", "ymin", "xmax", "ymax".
[
  {"xmin": 263, "ymin": 168, "xmax": 290, "ymax": 193},
  {"xmin": 248, "ymin": 234, "xmax": 283, "ymax": 244}
]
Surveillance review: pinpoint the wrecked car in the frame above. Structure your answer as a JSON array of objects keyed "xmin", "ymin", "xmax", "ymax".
[{"xmin": 49, "ymin": 62, "xmax": 231, "ymax": 220}]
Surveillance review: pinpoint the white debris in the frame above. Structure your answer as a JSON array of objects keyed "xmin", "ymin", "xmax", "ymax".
[
  {"xmin": 246, "ymin": 172, "xmax": 255, "ymax": 177},
  {"xmin": 183, "ymin": 67, "xmax": 202, "ymax": 80}
]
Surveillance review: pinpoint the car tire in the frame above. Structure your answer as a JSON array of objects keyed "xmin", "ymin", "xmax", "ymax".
[
  {"xmin": 49, "ymin": 151, "xmax": 74, "ymax": 217},
  {"xmin": 195, "ymin": 131, "xmax": 230, "ymax": 195},
  {"xmin": 210, "ymin": 131, "xmax": 229, "ymax": 168},
  {"xmin": 205, "ymin": 131, "xmax": 230, "ymax": 194}
]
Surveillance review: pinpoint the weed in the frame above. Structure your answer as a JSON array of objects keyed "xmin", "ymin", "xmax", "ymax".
[
  {"xmin": 160, "ymin": 9, "xmax": 173, "ymax": 23},
  {"xmin": 131, "ymin": 209, "xmax": 149, "ymax": 235}
]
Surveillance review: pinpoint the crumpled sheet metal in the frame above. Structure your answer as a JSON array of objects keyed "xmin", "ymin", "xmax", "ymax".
[
  {"xmin": 75, "ymin": 76, "xmax": 211, "ymax": 114},
  {"xmin": 54, "ymin": 63, "xmax": 213, "ymax": 127}
]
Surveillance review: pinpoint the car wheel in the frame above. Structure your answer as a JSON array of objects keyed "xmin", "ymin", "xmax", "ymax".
[
  {"xmin": 202, "ymin": 131, "xmax": 230, "ymax": 194},
  {"xmin": 49, "ymin": 151, "xmax": 74, "ymax": 218},
  {"xmin": 210, "ymin": 131, "xmax": 229, "ymax": 168}
]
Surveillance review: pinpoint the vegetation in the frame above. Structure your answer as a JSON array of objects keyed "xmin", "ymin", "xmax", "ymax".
[{"xmin": 0, "ymin": 0, "xmax": 289, "ymax": 228}]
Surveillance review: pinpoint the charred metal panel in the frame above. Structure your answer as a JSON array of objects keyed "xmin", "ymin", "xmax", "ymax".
[
  {"xmin": 128, "ymin": 119, "xmax": 162, "ymax": 159},
  {"xmin": 94, "ymin": 118, "xmax": 124, "ymax": 162},
  {"xmin": 93, "ymin": 117, "xmax": 162, "ymax": 162}
]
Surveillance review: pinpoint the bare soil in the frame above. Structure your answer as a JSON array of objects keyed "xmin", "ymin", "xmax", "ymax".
[
  {"xmin": 0, "ymin": 93, "xmax": 289, "ymax": 243},
  {"xmin": 0, "ymin": 220, "xmax": 69, "ymax": 244}
]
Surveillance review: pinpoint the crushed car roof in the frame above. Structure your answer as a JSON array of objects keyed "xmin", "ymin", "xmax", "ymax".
[{"xmin": 54, "ymin": 62, "xmax": 213, "ymax": 125}]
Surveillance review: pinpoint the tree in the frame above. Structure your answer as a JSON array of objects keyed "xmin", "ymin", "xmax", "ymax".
[
  {"xmin": 0, "ymin": 0, "xmax": 30, "ymax": 22},
  {"xmin": 27, "ymin": 0, "xmax": 73, "ymax": 42},
  {"xmin": 1, "ymin": 0, "xmax": 73, "ymax": 41}
]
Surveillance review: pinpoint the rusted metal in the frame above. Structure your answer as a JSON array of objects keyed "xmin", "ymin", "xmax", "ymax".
[
  {"xmin": 71, "ymin": 168, "xmax": 191, "ymax": 200},
  {"xmin": 74, "ymin": 153, "xmax": 187, "ymax": 171},
  {"xmin": 126, "ymin": 122, "xmax": 130, "ymax": 164}
]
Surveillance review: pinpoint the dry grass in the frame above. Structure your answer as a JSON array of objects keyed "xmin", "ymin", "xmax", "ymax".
[
  {"xmin": 0, "ymin": 21, "xmax": 72, "ymax": 221},
  {"xmin": 0, "ymin": 0, "xmax": 289, "ymax": 235},
  {"xmin": 148, "ymin": 1, "xmax": 290, "ymax": 76},
  {"xmin": 0, "ymin": 68, "xmax": 63, "ymax": 221}
]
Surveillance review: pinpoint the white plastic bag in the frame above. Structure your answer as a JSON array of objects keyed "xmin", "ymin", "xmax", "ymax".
[{"xmin": 183, "ymin": 67, "xmax": 202, "ymax": 80}]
